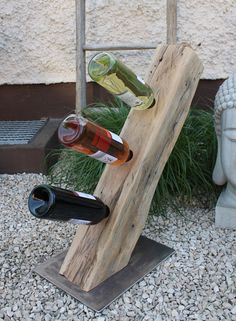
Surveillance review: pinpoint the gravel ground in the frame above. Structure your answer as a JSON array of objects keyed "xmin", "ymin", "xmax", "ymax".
[{"xmin": 0, "ymin": 173, "xmax": 235, "ymax": 321}]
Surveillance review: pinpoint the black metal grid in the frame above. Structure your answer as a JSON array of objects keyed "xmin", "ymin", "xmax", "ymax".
[{"xmin": 0, "ymin": 120, "xmax": 46, "ymax": 145}]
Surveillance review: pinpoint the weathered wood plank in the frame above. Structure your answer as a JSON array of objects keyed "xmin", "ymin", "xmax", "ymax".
[
  {"xmin": 60, "ymin": 44, "xmax": 203, "ymax": 291},
  {"xmin": 167, "ymin": 0, "xmax": 177, "ymax": 44},
  {"xmin": 75, "ymin": 0, "xmax": 86, "ymax": 113},
  {"xmin": 83, "ymin": 44, "xmax": 157, "ymax": 51}
]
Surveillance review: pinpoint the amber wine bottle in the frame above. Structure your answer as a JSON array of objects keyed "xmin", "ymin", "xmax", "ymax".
[
  {"xmin": 58, "ymin": 114, "xmax": 132, "ymax": 165},
  {"xmin": 28, "ymin": 184, "xmax": 109, "ymax": 225},
  {"xmin": 88, "ymin": 52, "xmax": 155, "ymax": 110}
]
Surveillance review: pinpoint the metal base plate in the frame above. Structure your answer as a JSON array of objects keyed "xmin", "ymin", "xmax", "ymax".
[{"xmin": 34, "ymin": 236, "xmax": 175, "ymax": 312}]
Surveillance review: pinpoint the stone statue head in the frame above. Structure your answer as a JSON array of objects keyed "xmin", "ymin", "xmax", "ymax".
[
  {"xmin": 213, "ymin": 73, "xmax": 236, "ymax": 228},
  {"xmin": 213, "ymin": 73, "xmax": 236, "ymax": 188}
]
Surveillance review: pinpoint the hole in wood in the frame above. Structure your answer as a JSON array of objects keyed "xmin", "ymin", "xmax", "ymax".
[{"xmin": 126, "ymin": 150, "xmax": 133, "ymax": 162}]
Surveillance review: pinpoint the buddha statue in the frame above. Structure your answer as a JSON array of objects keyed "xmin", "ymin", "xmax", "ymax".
[{"xmin": 213, "ymin": 72, "xmax": 236, "ymax": 229}]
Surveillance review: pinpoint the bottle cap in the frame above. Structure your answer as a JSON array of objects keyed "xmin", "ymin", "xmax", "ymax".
[
  {"xmin": 88, "ymin": 52, "xmax": 116, "ymax": 79},
  {"xmin": 28, "ymin": 185, "xmax": 55, "ymax": 218},
  {"xmin": 58, "ymin": 114, "xmax": 85, "ymax": 145}
]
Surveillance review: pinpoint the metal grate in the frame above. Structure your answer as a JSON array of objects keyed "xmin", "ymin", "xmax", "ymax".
[{"xmin": 0, "ymin": 120, "xmax": 47, "ymax": 145}]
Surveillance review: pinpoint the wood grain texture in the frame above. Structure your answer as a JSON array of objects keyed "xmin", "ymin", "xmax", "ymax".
[
  {"xmin": 76, "ymin": 0, "xmax": 86, "ymax": 113},
  {"xmin": 167, "ymin": 0, "xmax": 177, "ymax": 44},
  {"xmin": 60, "ymin": 44, "xmax": 203, "ymax": 291}
]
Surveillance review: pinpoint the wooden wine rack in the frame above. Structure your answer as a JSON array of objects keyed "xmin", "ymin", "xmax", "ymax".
[{"xmin": 35, "ymin": 44, "xmax": 203, "ymax": 310}]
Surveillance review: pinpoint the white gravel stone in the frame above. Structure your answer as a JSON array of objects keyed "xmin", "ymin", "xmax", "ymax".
[
  {"xmin": 232, "ymin": 306, "xmax": 236, "ymax": 314},
  {"xmin": 171, "ymin": 309, "xmax": 179, "ymax": 317},
  {"xmin": 0, "ymin": 173, "xmax": 235, "ymax": 321}
]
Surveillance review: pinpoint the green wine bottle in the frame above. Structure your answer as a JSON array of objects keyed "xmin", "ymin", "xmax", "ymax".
[{"xmin": 88, "ymin": 52, "xmax": 155, "ymax": 110}]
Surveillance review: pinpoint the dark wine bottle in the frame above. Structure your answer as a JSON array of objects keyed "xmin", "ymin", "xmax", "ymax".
[{"xmin": 28, "ymin": 184, "xmax": 109, "ymax": 225}]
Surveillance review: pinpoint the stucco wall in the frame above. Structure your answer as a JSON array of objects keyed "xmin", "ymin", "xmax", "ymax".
[{"xmin": 0, "ymin": 0, "xmax": 235, "ymax": 84}]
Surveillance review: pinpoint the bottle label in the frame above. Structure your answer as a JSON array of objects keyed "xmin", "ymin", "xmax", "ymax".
[
  {"xmin": 68, "ymin": 218, "xmax": 93, "ymax": 225},
  {"xmin": 137, "ymin": 75, "xmax": 145, "ymax": 84},
  {"xmin": 92, "ymin": 127, "xmax": 111, "ymax": 152},
  {"xmin": 90, "ymin": 151, "xmax": 118, "ymax": 164},
  {"xmin": 116, "ymin": 91, "xmax": 143, "ymax": 108},
  {"xmin": 110, "ymin": 131, "xmax": 123, "ymax": 143},
  {"xmin": 74, "ymin": 191, "xmax": 96, "ymax": 200},
  {"xmin": 92, "ymin": 129, "xmax": 123, "ymax": 152}
]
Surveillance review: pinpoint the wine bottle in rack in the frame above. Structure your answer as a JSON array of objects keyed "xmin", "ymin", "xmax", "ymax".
[
  {"xmin": 58, "ymin": 114, "xmax": 133, "ymax": 165},
  {"xmin": 88, "ymin": 52, "xmax": 155, "ymax": 110},
  {"xmin": 28, "ymin": 184, "xmax": 109, "ymax": 225}
]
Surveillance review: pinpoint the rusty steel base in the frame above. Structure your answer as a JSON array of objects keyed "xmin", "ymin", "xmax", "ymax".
[{"xmin": 34, "ymin": 236, "xmax": 175, "ymax": 312}]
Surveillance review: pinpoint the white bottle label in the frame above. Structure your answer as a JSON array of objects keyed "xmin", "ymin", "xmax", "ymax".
[
  {"xmin": 68, "ymin": 218, "xmax": 92, "ymax": 225},
  {"xmin": 75, "ymin": 191, "xmax": 96, "ymax": 200},
  {"xmin": 137, "ymin": 75, "xmax": 145, "ymax": 84},
  {"xmin": 90, "ymin": 151, "xmax": 118, "ymax": 164},
  {"xmin": 110, "ymin": 131, "xmax": 123, "ymax": 144},
  {"xmin": 116, "ymin": 91, "xmax": 143, "ymax": 108}
]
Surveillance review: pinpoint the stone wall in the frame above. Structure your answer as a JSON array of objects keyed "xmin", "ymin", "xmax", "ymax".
[{"xmin": 0, "ymin": 0, "xmax": 235, "ymax": 84}]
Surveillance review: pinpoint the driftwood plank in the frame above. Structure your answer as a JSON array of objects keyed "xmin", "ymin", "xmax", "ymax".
[{"xmin": 60, "ymin": 44, "xmax": 203, "ymax": 291}]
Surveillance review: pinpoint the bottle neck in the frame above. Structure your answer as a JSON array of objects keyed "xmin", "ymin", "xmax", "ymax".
[
  {"xmin": 28, "ymin": 184, "xmax": 55, "ymax": 218},
  {"xmin": 88, "ymin": 52, "xmax": 116, "ymax": 80},
  {"xmin": 58, "ymin": 114, "xmax": 87, "ymax": 145}
]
